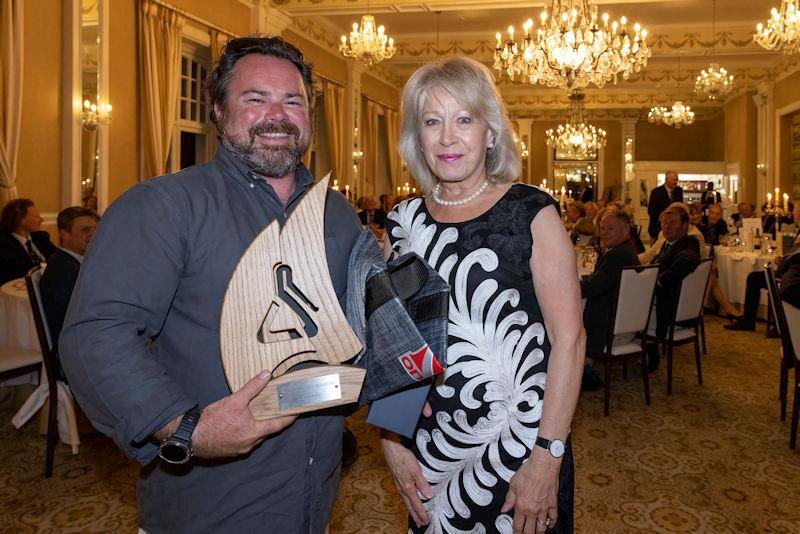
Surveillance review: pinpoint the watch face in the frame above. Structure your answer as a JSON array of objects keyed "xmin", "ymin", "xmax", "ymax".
[
  {"xmin": 158, "ymin": 441, "xmax": 191, "ymax": 465},
  {"xmin": 549, "ymin": 439, "xmax": 565, "ymax": 458}
]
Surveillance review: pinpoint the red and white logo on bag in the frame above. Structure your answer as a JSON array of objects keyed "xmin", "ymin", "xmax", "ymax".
[{"xmin": 399, "ymin": 345, "xmax": 444, "ymax": 381}]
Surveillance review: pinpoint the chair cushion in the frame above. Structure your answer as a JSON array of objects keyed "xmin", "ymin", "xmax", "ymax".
[
  {"xmin": 609, "ymin": 341, "xmax": 644, "ymax": 355},
  {"xmin": 0, "ymin": 346, "xmax": 42, "ymax": 373},
  {"xmin": 672, "ymin": 327, "xmax": 696, "ymax": 342}
]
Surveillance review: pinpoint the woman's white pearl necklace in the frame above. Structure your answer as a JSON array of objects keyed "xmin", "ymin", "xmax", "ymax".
[{"xmin": 431, "ymin": 181, "xmax": 489, "ymax": 206}]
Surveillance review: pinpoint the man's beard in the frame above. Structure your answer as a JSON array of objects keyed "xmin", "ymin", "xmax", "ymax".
[{"xmin": 220, "ymin": 119, "xmax": 309, "ymax": 179}]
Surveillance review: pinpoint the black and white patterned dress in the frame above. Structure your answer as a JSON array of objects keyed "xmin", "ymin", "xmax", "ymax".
[{"xmin": 385, "ymin": 184, "xmax": 571, "ymax": 534}]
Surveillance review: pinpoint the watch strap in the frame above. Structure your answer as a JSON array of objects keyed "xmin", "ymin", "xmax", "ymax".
[
  {"xmin": 171, "ymin": 405, "xmax": 202, "ymax": 445},
  {"xmin": 535, "ymin": 435, "xmax": 565, "ymax": 458}
]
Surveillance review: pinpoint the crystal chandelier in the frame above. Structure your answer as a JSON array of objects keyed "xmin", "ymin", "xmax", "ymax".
[
  {"xmin": 649, "ymin": 101, "xmax": 695, "ymax": 128},
  {"xmin": 649, "ymin": 57, "xmax": 695, "ymax": 128},
  {"xmin": 694, "ymin": 0, "xmax": 734, "ymax": 101},
  {"xmin": 339, "ymin": 14, "xmax": 396, "ymax": 66},
  {"xmin": 755, "ymin": 0, "xmax": 800, "ymax": 54},
  {"xmin": 493, "ymin": 0, "xmax": 651, "ymax": 90},
  {"xmin": 546, "ymin": 92, "xmax": 607, "ymax": 158},
  {"xmin": 81, "ymin": 99, "xmax": 112, "ymax": 131}
]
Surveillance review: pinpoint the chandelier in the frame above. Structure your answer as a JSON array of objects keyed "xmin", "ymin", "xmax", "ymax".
[
  {"xmin": 694, "ymin": 0, "xmax": 734, "ymax": 101},
  {"xmin": 546, "ymin": 92, "xmax": 607, "ymax": 159},
  {"xmin": 649, "ymin": 57, "xmax": 695, "ymax": 128},
  {"xmin": 755, "ymin": 0, "xmax": 800, "ymax": 54},
  {"xmin": 649, "ymin": 101, "xmax": 695, "ymax": 128},
  {"xmin": 81, "ymin": 99, "xmax": 112, "ymax": 131},
  {"xmin": 339, "ymin": 14, "xmax": 396, "ymax": 66},
  {"xmin": 493, "ymin": 0, "xmax": 651, "ymax": 90}
]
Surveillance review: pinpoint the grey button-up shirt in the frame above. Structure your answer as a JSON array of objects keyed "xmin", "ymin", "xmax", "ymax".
[{"xmin": 60, "ymin": 146, "xmax": 361, "ymax": 533}]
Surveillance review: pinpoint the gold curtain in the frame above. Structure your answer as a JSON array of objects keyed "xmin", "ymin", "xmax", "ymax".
[
  {"xmin": 323, "ymin": 81, "xmax": 345, "ymax": 185},
  {"xmin": 363, "ymin": 99, "xmax": 382, "ymax": 197},
  {"xmin": 384, "ymin": 107, "xmax": 399, "ymax": 193},
  {"xmin": 139, "ymin": 0, "xmax": 184, "ymax": 179},
  {"xmin": 0, "ymin": 0, "xmax": 22, "ymax": 203}
]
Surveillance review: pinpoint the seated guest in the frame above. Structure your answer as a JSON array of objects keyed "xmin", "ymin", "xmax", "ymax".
[
  {"xmin": 645, "ymin": 205, "xmax": 702, "ymax": 371},
  {"xmin": 699, "ymin": 203, "xmax": 728, "ymax": 246},
  {"xmin": 639, "ymin": 202, "xmax": 705, "ymax": 264},
  {"xmin": 780, "ymin": 256, "xmax": 800, "ymax": 308},
  {"xmin": 731, "ymin": 202, "xmax": 756, "ymax": 225},
  {"xmin": 0, "ymin": 198, "xmax": 56, "ymax": 284},
  {"xmin": 379, "ymin": 193, "xmax": 395, "ymax": 215},
  {"xmin": 566, "ymin": 200, "xmax": 595, "ymax": 241},
  {"xmin": 581, "ymin": 209, "xmax": 640, "ymax": 390},
  {"xmin": 357, "ymin": 195, "xmax": 386, "ymax": 228},
  {"xmin": 585, "ymin": 201, "xmax": 599, "ymax": 226},
  {"xmin": 40, "ymin": 207, "xmax": 99, "ymax": 382}
]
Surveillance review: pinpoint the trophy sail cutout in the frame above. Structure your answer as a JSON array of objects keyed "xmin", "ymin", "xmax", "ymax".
[{"xmin": 220, "ymin": 174, "xmax": 365, "ymax": 419}]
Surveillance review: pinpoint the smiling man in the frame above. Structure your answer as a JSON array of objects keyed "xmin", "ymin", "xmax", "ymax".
[{"xmin": 59, "ymin": 37, "xmax": 362, "ymax": 533}]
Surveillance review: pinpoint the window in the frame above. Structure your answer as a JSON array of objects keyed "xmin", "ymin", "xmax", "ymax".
[{"xmin": 169, "ymin": 42, "xmax": 213, "ymax": 173}]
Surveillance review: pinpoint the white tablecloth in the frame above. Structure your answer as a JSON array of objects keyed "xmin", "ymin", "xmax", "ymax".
[
  {"xmin": 0, "ymin": 278, "xmax": 38, "ymax": 350},
  {"xmin": 715, "ymin": 247, "xmax": 773, "ymax": 304}
]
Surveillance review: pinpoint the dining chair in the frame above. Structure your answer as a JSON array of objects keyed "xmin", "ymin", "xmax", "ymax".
[
  {"xmin": 589, "ymin": 264, "xmax": 659, "ymax": 416},
  {"xmin": 765, "ymin": 266, "xmax": 793, "ymax": 421},
  {"xmin": 647, "ymin": 258, "xmax": 713, "ymax": 395},
  {"xmin": 0, "ymin": 277, "xmax": 43, "ymax": 402},
  {"xmin": 24, "ymin": 267, "xmax": 60, "ymax": 477},
  {"xmin": 780, "ymin": 300, "xmax": 800, "ymax": 450}
]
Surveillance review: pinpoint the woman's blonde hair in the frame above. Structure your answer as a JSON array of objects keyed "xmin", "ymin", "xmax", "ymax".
[{"xmin": 398, "ymin": 57, "xmax": 520, "ymax": 194}]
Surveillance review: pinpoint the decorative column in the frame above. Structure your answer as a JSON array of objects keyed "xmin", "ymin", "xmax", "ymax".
[
  {"xmin": 754, "ymin": 82, "xmax": 775, "ymax": 209},
  {"xmin": 516, "ymin": 118, "xmax": 533, "ymax": 183},
  {"xmin": 344, "ymin": 61, "xmax": 363, "ymax": 202},
  {"xmin": 251, "ymin": 2, "xmax": 292, "ymax": 36}
]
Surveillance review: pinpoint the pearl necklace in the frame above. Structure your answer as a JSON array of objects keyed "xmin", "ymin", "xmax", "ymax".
[{"xmin": 431, "ymin": 181, "xmax": 489, "ymax": 206}]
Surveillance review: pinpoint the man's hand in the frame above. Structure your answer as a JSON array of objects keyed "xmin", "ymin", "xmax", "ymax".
[{"xmin": 191, "ymin": 371, "xmax": 296, "ymax": 458}]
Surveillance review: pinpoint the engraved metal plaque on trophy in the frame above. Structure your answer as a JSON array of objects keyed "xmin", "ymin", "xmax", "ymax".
[{"xmin": 219, "ymin": 174, "xmax": 365, "ymax": 419}]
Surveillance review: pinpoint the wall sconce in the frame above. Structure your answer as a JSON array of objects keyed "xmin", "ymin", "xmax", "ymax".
[
  {"xmin": 756, "ymin": 163, "xmax": 766, "ymax": 175},
  {"xmin": 82, "ymin": 99, "xmax": 112, "ymax": 130}
]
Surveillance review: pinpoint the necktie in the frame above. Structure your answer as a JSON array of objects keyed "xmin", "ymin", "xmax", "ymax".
[{"xmin": 26, "ymin": 239, "xmax": 41, "ymax": 265}]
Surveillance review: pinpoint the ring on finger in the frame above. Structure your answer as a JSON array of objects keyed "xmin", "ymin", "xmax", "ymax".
[{"xmin": 536, "ymin": 519, "xmax": 546, "ymax": 528}]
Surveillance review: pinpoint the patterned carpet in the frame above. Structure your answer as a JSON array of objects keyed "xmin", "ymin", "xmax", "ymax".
[{"xmin": 2, "ymin": 316, "xmax": 800, "ymax": 533}]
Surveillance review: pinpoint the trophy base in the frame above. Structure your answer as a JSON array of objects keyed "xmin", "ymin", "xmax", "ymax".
[{"xmin": 250, "ymin": 364, "xmax": 366, "ymax": 420}]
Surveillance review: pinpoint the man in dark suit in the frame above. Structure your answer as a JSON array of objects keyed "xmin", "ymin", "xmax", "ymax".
[
  {"xmin": 581, "ymin": 209, "xmax": 640, "ymax": 390},
  {"xmin": 646, "ymin": 205, "xmax": 701, "ymax": 371},
  {"xmin": 0, "ymin": 198, "xmax": 56, "ymax": 284},
  {"xmin": 40, "ymin": 207, "xmax": 99, "ymax": 382},
  {"xmin": 700, "ymin": 181, "xmax": 721, "ymax": 208},
  {"xmin": 357, "ymin": 195, "xmax": 386, "ymax": 228},
  {"xmin": 647, "ymin": 170, "xmax": 684, "ymax": 242},
  {"xmin": 698, "ymin": 203, "xmax": 729, "ymax": 246}
]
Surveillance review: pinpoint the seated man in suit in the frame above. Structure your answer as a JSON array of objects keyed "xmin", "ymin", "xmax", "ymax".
[
  {"xmin": 698, "ymin": 203, "xmax": 729, "ymax": 246},
  {"xmin": 645, "ymin": 205, "xmax": 702, "ymax": 372},
  {"xmin": 566, "ymin": 200, "xmax": 595, "ymax": 242},
  {"xmin": 639, "ymin": 202, "xmax": 705, "ymax": 265},
  {"xmin": 0, "ymin": 198, "xmax": 56, "ymax": 284},
  {"xmin": 40, "ymin": 207, "xmax": 99, "ymax": 382},
  {"xmin": 731, "ymin": 202, "xmax": 756, "ymax": 226},
  {"xmin": 780, "ymin": 257, "xmax": 800, "ymax": 309},
  {"xmin": 357, "ymin": 195, "xmax": 386, "ymax": 232},
  {"xmin": 581, "ymin": 208, "xmax": 640, "ymax": 390}
]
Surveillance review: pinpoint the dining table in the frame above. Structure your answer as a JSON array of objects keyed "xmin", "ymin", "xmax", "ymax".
[
  {"xmin": 714, "ymin": 246, "xmax": 774, "ymax": 306},
  {"xmin": 0, "ymin": 277, "xmax": 40, "ymax": 385}
]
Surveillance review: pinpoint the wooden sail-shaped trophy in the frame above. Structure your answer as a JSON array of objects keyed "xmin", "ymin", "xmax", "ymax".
[{"xmin": 219, "ymin": 174, "xmax": 365, "ymax": 419}]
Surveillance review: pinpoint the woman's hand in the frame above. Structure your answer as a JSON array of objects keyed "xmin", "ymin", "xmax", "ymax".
[
  {"xmin": 380, "ymin": 431, "xmax": 433, "ymax": 528},
  {"xmin": 501, "ymin": 448, "xmax": 561, "ymax": 534}
]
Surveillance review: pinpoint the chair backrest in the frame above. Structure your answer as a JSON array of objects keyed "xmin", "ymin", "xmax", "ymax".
[
  {"xmin": 575, "ymin": 234, "xmax": 592, "ymax": 247},
  {"xmin": 25, "ymin": 267, "xmax": 57, "ymax": 387},
  {"xmin": 765, "ymin": 267, "xmax": 785, "ymax": 337},
  {"xmin": 674, "ymin": 258, "xmax": 713, "ymax": 322},
  {"xmin": 781, "ymin": 301, "xmax": 800, "ymax": 365},
  {"xmin": 702, "ymin": 245, "xmax": 712, "ymax": 259},
  {"xmin": 611, "ymin": 264, "xmax": 660, "ymax": 336}
]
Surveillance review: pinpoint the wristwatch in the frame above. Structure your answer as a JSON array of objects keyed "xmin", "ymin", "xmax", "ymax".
[
  {"xmin": 157, "ymin": 405, "xmax": 202, "ymax": 465},
  {"xmin": 535, "ymin": 435, "xmax": 566, "ymax": 458}
]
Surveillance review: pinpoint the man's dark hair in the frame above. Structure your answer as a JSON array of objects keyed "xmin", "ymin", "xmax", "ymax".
[
  {"xmin": 1, "ymin": 198, "xmax": 34, "ymax": 233},
  {"xmin": 206, "ymin": 35, "xmax": 314, "ymax": 128},
  {"xmin": 605, "ymin": 209, "xmax": 632, "ymax": 227},
  {"xmin": 57, "ymin": 206, "xmax": 99, "ymax": 232},
  {"xmin": 661, "ymin": 204, "xmax": 690, "ymax": 225}
]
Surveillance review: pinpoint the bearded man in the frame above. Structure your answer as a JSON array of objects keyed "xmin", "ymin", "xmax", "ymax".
[{"xmin": 59, "ymin": 37, "xmax": 362, "ymax": 533}]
